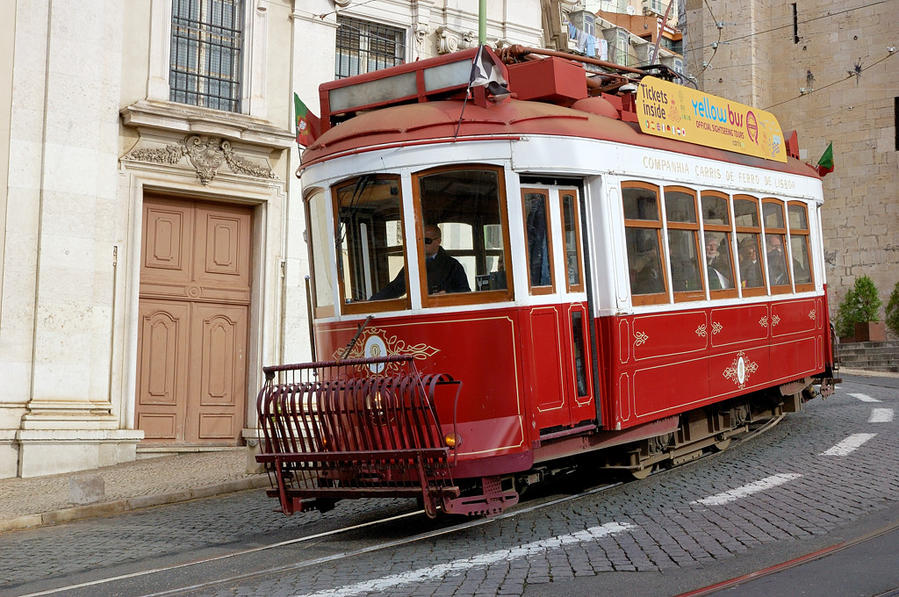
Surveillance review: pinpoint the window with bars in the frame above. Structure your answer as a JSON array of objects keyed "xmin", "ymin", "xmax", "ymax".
[
  {"xmin": 335, "ymin": 16, "xmax": 406, "ymax": 79},
  {"xmin": 170, "ymin": 0, "xmax": 243, "ymax": 112}
]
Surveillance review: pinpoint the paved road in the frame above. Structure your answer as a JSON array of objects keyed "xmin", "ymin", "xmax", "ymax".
[{"xmin": 1, "ymin": 373, "xmax": 896, "ymax": 597}]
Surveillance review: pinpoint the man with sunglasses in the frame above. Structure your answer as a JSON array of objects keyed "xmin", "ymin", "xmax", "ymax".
[{"xmin": 370, "ymin": 224, "xmax": 470, "ymax": 300}]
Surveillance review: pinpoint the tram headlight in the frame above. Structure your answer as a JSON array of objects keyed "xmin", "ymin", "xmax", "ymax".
[{"xmin": 444, "ymin": 432, "xmax": 462, "ymax": 448}]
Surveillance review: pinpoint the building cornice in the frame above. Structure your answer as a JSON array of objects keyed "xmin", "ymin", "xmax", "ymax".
[{"xmin": 121, "ymin": 99, "xmax": 295, "ymax": 150}]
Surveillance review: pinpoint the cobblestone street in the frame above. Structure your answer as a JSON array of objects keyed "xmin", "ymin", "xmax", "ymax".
[{"xmin": 0, "ymin": 373, "xmax": 895, "ymax": 596}]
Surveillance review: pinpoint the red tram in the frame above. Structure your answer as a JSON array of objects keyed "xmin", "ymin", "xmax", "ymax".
[{"xmin": 256, "ymin": 46, "xmax": 838, "ymax": 517}]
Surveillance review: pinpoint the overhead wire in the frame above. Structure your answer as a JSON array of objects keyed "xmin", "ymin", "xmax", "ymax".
[
  {"xmin": 687, "ymin": 0, "xmax": 894, "ymax": 54},
  {"xmin": 312, "ymin": 0, "xmax": 384, "ymax": 21},
  {"xmin": 764, "ymin": 50, "xmax": 897, "ymax": 109},
  {"xmin": 291, "ymin": 4, "xmax": 408, "ymax": 51},
  {"xmin": 694, "ymin": 0, "xmax": 722, "ymax": 76}
]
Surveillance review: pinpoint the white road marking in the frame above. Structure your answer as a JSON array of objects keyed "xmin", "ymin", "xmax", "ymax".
[
  {"xmin": 868, "ymin": 408, "xmax": 894, "ymax": 423},
  {"xmin": 849, "ymin": 392, "xmax": 880, "ymax": 403},
  {"xmin": 690, "ymin": 473, "xmax": 802, "ymax": 506},
  {"xmin": 295, "ymin": 521, "xmax": 635, "ymax": 597},
  {"xmin": 821, "ymin": 433, "xmax": 878, "ymax": 456}
]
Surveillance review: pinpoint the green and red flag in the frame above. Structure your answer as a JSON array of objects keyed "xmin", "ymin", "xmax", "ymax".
[
  {"xmin": 294, "ymin": 93, "xmax": 320, "ymax": 148},
  {"xmin": 816, "ymin": 141, "xmax": 834, "ymax": 177}
]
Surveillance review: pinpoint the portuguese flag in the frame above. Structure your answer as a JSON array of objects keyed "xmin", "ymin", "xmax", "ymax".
[
  {"xmin": 294, "ymin": 93, "xmax": 320, "ymax": 148},
  {"xmin": 816, "ymin": 142, "xmax": 834, "ymax": 177}
]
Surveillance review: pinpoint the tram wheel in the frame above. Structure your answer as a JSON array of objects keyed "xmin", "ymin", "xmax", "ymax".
[
  {"xmin": 713, "ymin": 438, "xmax": 732, "ymax": 452},
  {"xmin": 631, "ymin": 465, "xmax": 654, "ymax": 480}
]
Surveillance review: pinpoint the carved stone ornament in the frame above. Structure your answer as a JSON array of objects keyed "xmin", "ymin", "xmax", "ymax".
[
  {"xmin": 124, "ymin": 135, "xmax": 277, "ymax": 185},
  {"xmin": 414, "ymin": 23, "xmax": 429, "ymax": 51},
  {"xmin": 436, "ymin": 26, "xmax": 476, "ymax": 54}
]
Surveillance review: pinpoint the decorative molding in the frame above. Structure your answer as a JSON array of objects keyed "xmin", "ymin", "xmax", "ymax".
[
  {"xmin": 711, "ymin": 321, "xmax": 723, "ymax": 335},
  {"xmin": 221, "ymin": 140, "xmax": 277, "ymax": 179},
  {"xmin": 333, "ymin": 327, "xmax": 440, "ymax": 372},
  {"xmin": 771, "ymin": 314, "xmax": 781, "ymax": 327},
  {"xmin": 759, "ymin": 316, "xmax": 768, "ymax": 328},
  {"xmin": 127, "ymin": 145, "xmax": 184, "ymax": 165},
  {"xmin": 723, "ymin": 350, "xmax": 759, "ymax": 390},
  {"xmin": 634, "ymin": 330, "xmax": 649, "ymax": 347},
  {"xmin": 695, "ymin": 324, "xmax": 707, "ymax": 338},
  {"xmin": 809, "ymin": 309, "xmax": 816, "ymax": 320},
  {"xmin": 121, "ymin": 100, "xmax": 295, "ymax": 150},
  {"xmin": 124, "ymin": 135, "xmax": 277, "ymax": 185}
]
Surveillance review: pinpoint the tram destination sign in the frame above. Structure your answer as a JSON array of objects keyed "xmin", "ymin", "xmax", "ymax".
[{"xmin": 636, "ymin": 76, "xmax": 787, "ymax": 163}]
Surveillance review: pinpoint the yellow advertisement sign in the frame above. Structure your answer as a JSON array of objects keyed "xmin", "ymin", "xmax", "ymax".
[{"xmin": 636, "ymin": 76, "xmax": 787, "ymax": 163}]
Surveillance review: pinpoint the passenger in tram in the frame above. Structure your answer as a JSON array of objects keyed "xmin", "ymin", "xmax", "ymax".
[
  {"xmin": 630, "ymin": 246, "xmax": 665, "ymax": 295},
  {"xmin": 704, "ymin": 234, "xmax": 732, "ymax": 289},
  {"xmin": 766, "ymin": 235, "xmax": 789, "ymax": 285},
  {"xmin": 370, "ymin": 224, "xmax": 470, "ymax": 299},
  {"xmin": 739, "ymin": 238, "xmax": 764, "ymax": 288}
]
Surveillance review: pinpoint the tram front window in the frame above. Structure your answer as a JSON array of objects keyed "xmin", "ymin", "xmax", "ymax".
[
  {"xmin": 411, "ymin": 165, "xmax": 512, "ymax": 304},
  {"xmin": 333, "ymin": 174, "xmax": 409, "ymax": 313}
]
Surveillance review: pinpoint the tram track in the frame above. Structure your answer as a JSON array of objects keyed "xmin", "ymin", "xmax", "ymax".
[
  {"xmin": 19, "ymin": 413, "xmax": 787, "ymax": 597},
  {"xmin": 19, "ymin": 480, "xmax": 622, "ymax": 597}
]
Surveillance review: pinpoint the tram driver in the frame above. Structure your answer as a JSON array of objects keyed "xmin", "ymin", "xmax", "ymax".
[{"xmin": 370, "ymin": 224, "xmax": 470, "ymax": 299}]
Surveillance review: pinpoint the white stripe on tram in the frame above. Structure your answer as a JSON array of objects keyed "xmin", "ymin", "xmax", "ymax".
[
  {"xmin": 821, "ymin": 433, "xmax": 878, "ymax": 456},
  {"xmin": 868, "ymin": 408, "xmax": 894, "ymax": 423},
  {"xmin": 849, "ymin": 392, "xmax": 880, "ymax": 403},
  {"xmin": 295, "ymin": 521, "xmax": 635, "ymax": 597},
  {"xmin": 689, "ymin": 474, "xmax": 802, "ymax": 507}
]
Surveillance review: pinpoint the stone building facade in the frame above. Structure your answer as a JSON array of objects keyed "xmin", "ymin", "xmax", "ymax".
[
  {"xmin": 0, "ymin": 0, "xmax": 543, "ymax": 478},
  {"xmin": 684, "ymin": 0, "xmax": 898, "ymax": 330}
]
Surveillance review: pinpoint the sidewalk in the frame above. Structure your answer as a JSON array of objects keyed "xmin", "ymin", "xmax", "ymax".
[
  {"xmin": 0, "ymin": 449, "xmax": 270, "ymax": 533},
  {"xmin": 839, "ymin": 367, "xmax": 899, "ymax": 378}
]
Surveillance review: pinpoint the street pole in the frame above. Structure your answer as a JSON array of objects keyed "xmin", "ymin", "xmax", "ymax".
[
  {"xmin": 650, "ymin": 0, "xmax": 675, "ymax": 65},
  {"xmin": 479, "ymin": 0, "xmax": 486, "ymax": 45}
]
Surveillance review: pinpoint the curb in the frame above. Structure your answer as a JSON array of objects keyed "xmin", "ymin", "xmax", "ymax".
[
  {"xmin": 0, "ymin": 475, "xmax": 271, "ymax": 533},
  {"xmin": 839, "ymin": 368, "xmax": 899, "ymax": 379}
]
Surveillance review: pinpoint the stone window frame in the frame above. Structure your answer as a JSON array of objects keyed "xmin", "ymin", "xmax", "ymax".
[{"xmin": 149, "ymin": 0, "xmax": 269, "ymax": 118}]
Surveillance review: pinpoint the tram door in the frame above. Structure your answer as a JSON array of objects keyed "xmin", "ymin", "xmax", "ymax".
[{"xmin": 522, "ymin": 185, "xmax": 596, "ymax": 433}]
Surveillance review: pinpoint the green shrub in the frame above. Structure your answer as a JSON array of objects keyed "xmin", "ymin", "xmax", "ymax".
[
  {"xmin": 886, "ymin": 282, "xmax": 899, "ymax": 337},
  {"xmin": 835, "ymin": 275, "xmax": 882, "ymax": 338}
]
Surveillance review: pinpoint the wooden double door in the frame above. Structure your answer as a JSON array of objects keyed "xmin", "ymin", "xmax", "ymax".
[{"xmin": 136, "ymin": 196, "xmax": 252, "ymax": 444}]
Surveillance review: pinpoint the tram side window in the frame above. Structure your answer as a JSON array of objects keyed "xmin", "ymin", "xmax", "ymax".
[
  {"xmin": 664, "ymin": 187, "xmax": 704, "ymax": 301},
  {"xmin": 763, "ymin": 199, "xmax": 791, "ymax": 292},
  {"xmin": 522, "ymin": 188, "xmax": 554, "ymax": 294},
  {"xmin": 306, "ymin": 188, "xmax": 335, "ymax": 317},
  {"xmin": 560, "ymin": 190, "xmax": 585, "ymax": 293},
  {"xmin": 333, "ymin": 175, "xmax": 409, "ymax": 313},
  {"xmin": 733, "ymin": 195, "xmax": 766, "ymax": 296},
  {"xmin": 413, "ymin": 166, "xmax": 512, "ymax": 304},
  {"xmin": 701, "ymin": 191, "xmax": 737, "ymax": 297},
  {"xmin": 622, "ymin": 182, "xmax": 667, "ymax": 304},
  {"xmin": 788, "ymin": 202, "xmax": 814, "ymax": 289}
]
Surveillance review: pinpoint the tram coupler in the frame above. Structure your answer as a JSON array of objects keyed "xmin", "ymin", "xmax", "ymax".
[{"xmin": 442, "ymin": 476, "xmax": 519, "ymax": 517}]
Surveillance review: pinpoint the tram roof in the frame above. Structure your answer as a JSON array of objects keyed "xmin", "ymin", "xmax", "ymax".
[{"xmin": 300, "ymin": 48, "xmax": 818, "ymax": 180}]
